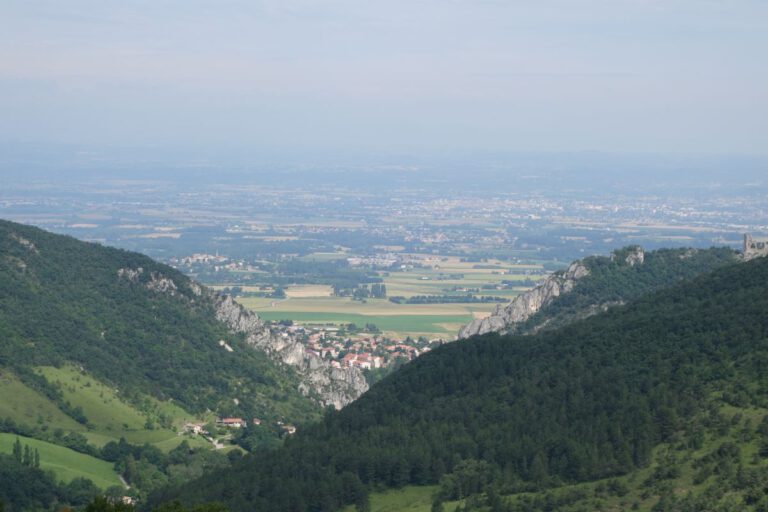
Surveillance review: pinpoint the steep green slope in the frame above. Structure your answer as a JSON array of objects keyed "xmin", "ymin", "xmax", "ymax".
[
  {"xmin": 353, "ymin": 399, "xmax": 768, "ymax": 511},
  {"xmin": 0, "ymin": 451, "xmax": 99, "ymax": 512},
  {"xmin": 0, "ymin": 219, "xmax": 318, "ymax": 432},
  {"xmin": 0, "ymin": 365, "xmax": 213, "ymax": 461},
  {"xmin": 35, "ymin": 365, "xmax": 212, "ymax": 448},
  {"xmin": 490, "ymin": 403, "xmax": 768, "ymax": 511},
  {"xmin": 0, "ymin": 369, "xmax": 84, "ymax": 431},
  {"xmin": 156, "ymin": 256, "xmax": 768, "ymax": 511},
  {"xmin": 0, "ymin": 433, "xmax": 122, "ymax": 489}
]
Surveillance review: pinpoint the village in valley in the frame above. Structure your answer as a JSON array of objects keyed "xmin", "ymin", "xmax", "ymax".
[
  {"xmin": 285, "ymin": 323, "xmax": 443, "ymax": 371},
  {"xmin": 168, "ymin": 250, "xmax": 522, "ymax": 373}
]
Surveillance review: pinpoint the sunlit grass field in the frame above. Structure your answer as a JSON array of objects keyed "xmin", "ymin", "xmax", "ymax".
[
  {"xmin": 0, "ymin": 366, "xmax": 210, "ymax": 454},
  {"xmin": 0, "ymin": 433, "xmax": 123, "ymax": 489},
  {"xmin": 0, "ymin": 371, "xmax": 84, "ymax": 431},
  {"xmin": 340, "ymin": 485, "xmax": 463, "ymax": 512},
  {"xmin": 37, "ymin": 366, "xmax": 210, "ymax": 450}
]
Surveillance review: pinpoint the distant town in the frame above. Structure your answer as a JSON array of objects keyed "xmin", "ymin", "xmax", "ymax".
[{"xmin": 2, "ymin": 166, "xmax": 766, "ymax": 358}]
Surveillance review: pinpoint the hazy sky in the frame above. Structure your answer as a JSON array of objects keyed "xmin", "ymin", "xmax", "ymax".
[{"xmin": 1, "ymin": 1, "xmax": 766, "ymax": 157}]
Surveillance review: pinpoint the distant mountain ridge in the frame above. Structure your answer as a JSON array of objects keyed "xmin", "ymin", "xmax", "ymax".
[
  {"xmin": 459, "ymin": 245, "xmax": 738, "ymax": 338},
  {"xmin": 0, "ymin": 219, "xmax": 366, "ymax": 426}
]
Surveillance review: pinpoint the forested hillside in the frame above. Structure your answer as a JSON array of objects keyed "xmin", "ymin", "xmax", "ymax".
[
  {"xmin": 0, "ymin": 219, "xmax": 319, "ymax": 430},
  {"xmin": 515, "ymin": 245, "xmax": 739, "ymax": 334},
  {"xmin": 155, "ymin": 256, "xmax": 768, "ymax": 511},
  {"xmin": 460, "ymin": 245, "xmax": 738, "ymax": 338}
]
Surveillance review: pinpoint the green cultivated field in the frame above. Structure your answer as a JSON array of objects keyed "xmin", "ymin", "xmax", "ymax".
[
  {"xmin": 384, "ymin": 272, "xmax": 531, "ymax": 298},
  {"xmin": 240, "ymin": 295, "xmax": 492, "ymax": 337},
  {"xmin": 232, "ymin": 254, "xmax": 539, "ymax": 338},
  {"xmin": 0, "ymin": 433, "xmax": 123, "ymax": 489},
  {"xmin": 257, "ymin": 311, "xmax": 472, "ymax": 337}
]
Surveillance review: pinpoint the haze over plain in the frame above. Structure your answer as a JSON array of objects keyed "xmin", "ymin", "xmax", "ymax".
[{"xmin": 1, "ymin": 0, "xmax": 767, "ymax": 163}]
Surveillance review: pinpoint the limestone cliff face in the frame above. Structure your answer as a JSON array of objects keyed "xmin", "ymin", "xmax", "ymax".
[
  {"xmin": 458, "ymin": 247, "xmax": 651, "ymax": 339},
  {"xmin": 458, "ymin": 261, "xmax": 590, "ymax": 339},
  {"xmin": 212, "ymin": 294, "xmax": 369, "ymax": 409},
  {"xmin": 117, "ymin": 267, "xmax": 368, "ymax": 409},
  {"xmin": 623, "ymin": 249, "xmax": 645, "ymax": 266}
]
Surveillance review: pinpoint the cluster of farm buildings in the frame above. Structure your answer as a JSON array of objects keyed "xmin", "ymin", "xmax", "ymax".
[{"xmin": 184, "ymin": 417, "xmax": 296, "ymax": 436}]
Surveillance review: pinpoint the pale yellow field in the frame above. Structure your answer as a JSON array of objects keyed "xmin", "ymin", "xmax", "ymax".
[
  {"xmin": 243, "ymin": 235, "xmax": 298, "ymax": 241},
  {"xmin": 136, "ymin": 232, "xmax": 182, "ymax": 239},
  {"xmin": 434, "ymin": 322, "xmax": 467, "ymax": 332},
  {"xmin": 285, "ymin": 285, "xmax": 334, "ymax": 298}
]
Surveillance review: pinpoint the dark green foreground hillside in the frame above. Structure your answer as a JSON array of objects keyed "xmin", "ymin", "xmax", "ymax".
[
  {"xmin": 0, "ymin": 219, "xmax": 317, "ymax": 425},
  {"xmin": 155, "ymin": 256, "xmax": 768, "ymax": 511}
]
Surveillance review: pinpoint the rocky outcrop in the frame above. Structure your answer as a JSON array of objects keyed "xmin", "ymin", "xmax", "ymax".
[
  {"xmin": 10, "ymin": 233, "xmax": 38, "ymax": 253},
  {"xmin": 458, "ymin": 261, "xmax": 590, "ymax": 339},
  {"xmin": 213, "ymin": 294, "xmax": 369, "ymax": 409},
  {"xmin": 117, "ymin": 267, "xmax": 144, "ymax": 282},
  {"xmin": 611, "ymin": 245, "xmax": 645, "ymax": 267},
  {"xmin": 117, "ymin": 267, "xmax": 368, "ymax": 408},
  {"xmin": 146, "ymin": 272, "xmax": 178, "ymax": 294},
  {"xmin": 743, "ymin": 234, "xmax": 768, "ymax": 261},
  {"xmin": 118, "ymin": 267, "xmax": 179, "ymax": 295},
  {"xmin": 616, "ymin": 246, "xmax": 645, "ymax": 266}
]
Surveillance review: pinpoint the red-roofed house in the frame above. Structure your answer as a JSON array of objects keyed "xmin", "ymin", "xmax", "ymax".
[{"xmin": 218, "ymin": 417, "xmax": 246, "ymax": 428}]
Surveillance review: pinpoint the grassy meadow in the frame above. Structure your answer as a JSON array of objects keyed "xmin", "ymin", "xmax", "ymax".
[
  {"xmin": 0, "ymin": 366, "xmax": 210, "ymax": 456},
  {"xmin": 36, "ymin": 366, "xmax": 211, "ymax": 450},
  {"xmin": 0, "ymin": 433, "xmax": 123, "ymax": 489},
  {"xmin": 340, "ymin": 486, "xmax": 463, "ymax": 512},
  {"xmin": 0, "ymin": 370, "xmax": 84, "ymax": 431}
]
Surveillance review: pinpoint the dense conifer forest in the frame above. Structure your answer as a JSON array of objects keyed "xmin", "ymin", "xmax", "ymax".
[{"xmin": 154, "ymin": 256, "xmax": 768, "ymax": 511}]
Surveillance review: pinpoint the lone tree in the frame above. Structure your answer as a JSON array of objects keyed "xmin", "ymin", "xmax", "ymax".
[
  {"xmin": 23, "ymin": 444, "xmax": 32, "ymax": 466},
  {"xmin": 12, "ymin": 437, "xmax": 22, "ymax": 463}
]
